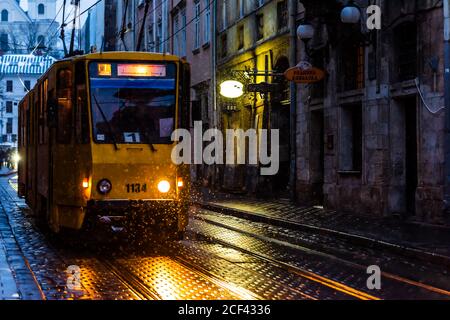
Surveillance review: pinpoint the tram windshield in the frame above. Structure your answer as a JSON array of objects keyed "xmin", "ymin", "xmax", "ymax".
[{"xmin": 89, "ymin": 62, "xmax": 177, "ymax": 144}]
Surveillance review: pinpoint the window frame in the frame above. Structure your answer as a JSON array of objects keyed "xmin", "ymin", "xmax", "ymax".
[
  {"xmin": 203, "ymin": 0, "xmax": 211, "ymax": 44},
  {"xmin": 194, "ymin": 1, "xmax": 201, "ymax": 50},
  {"xmin": 38, "ymin": 3, "xmax": 45, "ymax": 15},
  {"xmin": 1, "ymin": 9, "xmax": 8, "ymax": 22},
  {"xmin": 6, "ymin": 80, "xmax": 13, "ymax": 92}
]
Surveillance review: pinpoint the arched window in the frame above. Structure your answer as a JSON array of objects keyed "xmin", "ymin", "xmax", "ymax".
[
  {"xmin": 38, "ymin": 4, "xmax": 45, "ymax": 15},
  {"xmin": 1, "ymin": 9, "xmax": 8, "ymax": 22}
]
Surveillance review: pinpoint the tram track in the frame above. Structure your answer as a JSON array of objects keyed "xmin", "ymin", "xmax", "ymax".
[
  {"xmin": 96, "ymin": 258, "xmax": 162, "ymax": 300},
  {"xmin": 190, "ymin": 209, "xmax": 450, "ymax": 300},
  {"xmin": 187, "ymin": 221, "xmax": 379, "ymax": 300},
  {"xmin": 1, "ymin": 178, "xmax": 264, "ymax": 300},
  {"xmin": 3, "ymin": 174, "xmax": 450, "ymax": 300}
]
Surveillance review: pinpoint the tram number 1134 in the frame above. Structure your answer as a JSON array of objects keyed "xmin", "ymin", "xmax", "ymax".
[{"xmin": 126, "ymin": 183, "xmax": 147, "ymax": 193}]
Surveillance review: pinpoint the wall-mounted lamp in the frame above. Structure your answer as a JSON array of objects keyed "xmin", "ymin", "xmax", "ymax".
[
  {"xmin": 220, "ymin": 80, "xmax": 244, "ymax": 99},
  {"xmin": 341, "ymin": 5, "xmax": 361, "ymax": 24},
  {"xmin": 296, "ymin": 24, "xmax": 315, "ymax": 41}
]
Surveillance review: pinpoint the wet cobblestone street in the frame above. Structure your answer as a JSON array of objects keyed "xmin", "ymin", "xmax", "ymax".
[{"xmin": 1, "ymin": 176, "xmax": 450, "ymax": 300}]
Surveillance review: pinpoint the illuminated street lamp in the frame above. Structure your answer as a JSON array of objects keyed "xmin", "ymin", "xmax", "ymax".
[
  {"xmin": 219, "ymin": 80, "xmax": 244, "ymax": 99},
  {"xmin": 296, "ymin": 24, "xmax": 315, "ymax": 41},
  {"xmin": 341, "ymin": 3, "xmax": 361, "ymax": 24}
]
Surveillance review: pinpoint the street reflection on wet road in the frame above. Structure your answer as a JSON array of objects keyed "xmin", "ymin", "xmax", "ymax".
[{"xmin": 2, "ymin": 177, "xmax": 450, "ymax": 300}]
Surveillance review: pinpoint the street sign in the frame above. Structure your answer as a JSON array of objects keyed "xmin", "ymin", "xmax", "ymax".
[
  {"xmin": 247, "ymin": 82, "xmax": 279, "ymax": 93},
  {"xmin": 284, "ymin": 64, "xmax": 325, "ymax": 84}
]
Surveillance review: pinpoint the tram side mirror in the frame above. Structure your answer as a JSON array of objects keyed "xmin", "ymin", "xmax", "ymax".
[{"xmin": 47, "ymin": 98, "xmax": 58, "ymax": 129}]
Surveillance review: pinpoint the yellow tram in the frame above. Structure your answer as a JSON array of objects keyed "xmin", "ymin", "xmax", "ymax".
[{"xmin": 18, "ymin": 52, "xmax": 191, "ymax": 238}]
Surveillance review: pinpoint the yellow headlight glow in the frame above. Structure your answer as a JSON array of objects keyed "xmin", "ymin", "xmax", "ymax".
[{"xmin": 157, "ymin": 180, "xmax": 171, "ymax": 193}]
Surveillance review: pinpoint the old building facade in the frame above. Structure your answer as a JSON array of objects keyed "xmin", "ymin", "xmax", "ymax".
[
  {"xmin": 82, "ymin": 0, "xmax": 449, "ymax": 224},
  {"xmin": 0, "ymin": 0, "xmax": 59, "ymax": 55},
  {"xmin": 216, "ymin": 0, "xmax": 294, "ymax": 196},
  {"xmin": 0, "ymin": 54, "xmax": 56, "ymax": 148},
  {"xmin": 297, "ymin": 0, "xmax": 447, "ymax": 224}
]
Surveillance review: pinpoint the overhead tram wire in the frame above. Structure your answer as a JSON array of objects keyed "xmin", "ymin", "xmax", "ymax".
[
  {"xmin": 158, "ymin": 0, "xmax": 215, "ymax": 50},
  {"xmin": 45, "ymin": 6, "xmax": 75, "ymax": 54},
  {"xmin": 29, "ymin": 0, "xmax": 65, "ymax": 57},
  {"xmin": 110, "ymin": 0, "xmax": 167, "ymax": 48},
  {"xmin": 111, "ymin": 0, "xmax": 216, "ymax": 54}
]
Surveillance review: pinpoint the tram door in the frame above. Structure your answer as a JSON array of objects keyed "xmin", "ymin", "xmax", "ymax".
[{"xmin": 47, "ymin": 66, "xmax": 77, "ymax": 228}]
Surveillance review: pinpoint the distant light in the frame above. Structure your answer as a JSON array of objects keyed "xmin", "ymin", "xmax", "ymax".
[
  {"xmin": 296, "ymin": 24, "xmax": 315, "ymax": 41},
  {"xmin": 82, "ymin": 178, "xmax": 89, "ymax": 189},
  {"xmin": 177, "ymin": 179, "xmax": 184, "ymax": 188},
  {"xmin": 220, "ymin": 80, "xmax": 244, "ymax": 99},
  {"xmin": 12, "ymin": 152, "xmax": 20, "ymax": 164},
  {"xmin": 341, "ymin": 6, "xmax": 361, "ymax": 24}
]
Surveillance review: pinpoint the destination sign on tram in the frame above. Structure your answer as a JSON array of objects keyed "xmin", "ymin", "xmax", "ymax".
[{"xmin": 97, "ymin": 63, "xmax": 167, "ymax": 77}]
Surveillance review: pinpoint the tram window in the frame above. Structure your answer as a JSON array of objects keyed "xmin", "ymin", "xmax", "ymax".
[
  {"xmin": 89, "ymin": 62, "xmax": 177, "ymax": 144},
  {"xmin": 56, "ymin": 69, "xmax": 73, "ymax": 144},
  {"xmin": 75, "ymin": 62, "xmax": 89, "ymax": 144},
  {"xmin": 43, "ymin": 79, "xmax": 48, "ymax": 143},
  {"xmin": 39, "ymin": 84, "xmax": 44, "ymax": 144}
]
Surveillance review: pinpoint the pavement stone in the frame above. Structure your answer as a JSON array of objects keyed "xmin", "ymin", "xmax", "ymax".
[
  {"xmin": 0, "ymin": 237, "xmax": 20, "ymax": 300},
  {"xmin": 196, "ymin": 188, "xmax": 450, "ymax": 264}
]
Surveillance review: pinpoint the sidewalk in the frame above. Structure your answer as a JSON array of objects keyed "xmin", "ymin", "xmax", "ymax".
[
  {"xmin": 195, "ymin": 188, "xmax": 450, "ymax": 267},
  {"xmin": 0, "ymin": 169, "xmax": 20, "ymax": 299},
  {"xmin": 0, "ymin": 176, "xmax": 43, "ymax": 300},
  {"xmin": 0, "ymin": 241, "xmax": 20, "ymax": 300}
]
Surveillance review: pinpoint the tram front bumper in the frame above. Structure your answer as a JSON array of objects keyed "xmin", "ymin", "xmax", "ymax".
[{"xmin": 86, "ymin": 199, "xmax": 188, "ymax": 230}]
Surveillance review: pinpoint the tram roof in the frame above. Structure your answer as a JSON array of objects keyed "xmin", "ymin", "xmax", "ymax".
[{"xmin": 63, "ymin": 51, "xmax": 183, "ymax": 63}]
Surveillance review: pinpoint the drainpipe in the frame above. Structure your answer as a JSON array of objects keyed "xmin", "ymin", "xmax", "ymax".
[
  {"xmin": 211, "ymin": 0, "xmax": 218, "ymax": 190},
  {"xmin": 289, "ymin": 0, "xmax": 298, "ymax": 201},
  {"xmin": 444, "ymin": 0, "xmax": 450, "ymax": 212}
]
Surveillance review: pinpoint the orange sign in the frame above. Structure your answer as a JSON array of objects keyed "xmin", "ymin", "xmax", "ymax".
[{"xmin": 284, "ymin": 66, "xmax": 325, "ymax": 83}]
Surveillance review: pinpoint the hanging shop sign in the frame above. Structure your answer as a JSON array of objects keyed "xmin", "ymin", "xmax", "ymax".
[
  {"xmin": 247, "ymin": 82, "xmax": 279, "ymax": 93},
  {"xmin": 284, "ymin": 61, "xmax": 325, "ymax": 84}
]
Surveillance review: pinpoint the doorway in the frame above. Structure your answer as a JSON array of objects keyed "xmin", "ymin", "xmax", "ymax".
[
  {"xmin": 404, "ymin": 96, "xmax": 418, "ymax": 215},
  {"xmin": 271, "ymin": 56, "xmax": 291, "ymax": 195},
  {"xmin": 311, "ymin": 110, "xmax": 325, "ymax": 205}
]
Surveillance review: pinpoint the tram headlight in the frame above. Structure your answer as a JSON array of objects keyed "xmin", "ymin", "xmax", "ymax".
[
  {"xmin": 97, "ymin": 179, "xmax": 112, "ymax": 194},
  {"xmin": 157, "ymin": 180, "xmax": 171, "ymax": 193}
]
